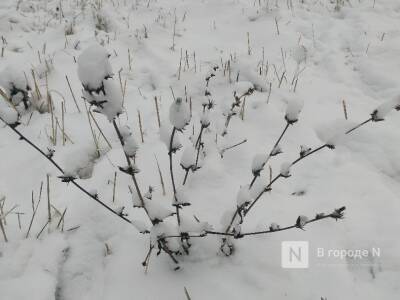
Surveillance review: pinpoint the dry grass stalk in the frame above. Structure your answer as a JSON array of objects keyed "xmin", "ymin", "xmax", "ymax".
[{"xmin": 65, "ymin": 75, "xmax": 81, "ymax": 113}]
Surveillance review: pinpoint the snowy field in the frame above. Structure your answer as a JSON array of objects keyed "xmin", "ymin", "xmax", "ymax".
[{"xmin": 0, "ymin": 0, "xmax": 400, "ymax": 299}]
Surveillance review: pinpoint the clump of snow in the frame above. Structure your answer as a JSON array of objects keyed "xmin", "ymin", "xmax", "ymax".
[
  {"xmin": 179, "ymin": 215, "xmax": 212, "ymax": 234},
  {"xmin": 292, "ymin": 45, "xmax": 308, "ymax": 65},
  {"xmin": 173, "ymin": 188, "xmax": 190, "ymax": 206},
  {"xmin": 280, "ymin": 162, "xmax": 292, "ymax": 178},
  {"xmin": 271, "ymin": 145, "xmax": 282, "ymax": 156},
  {"xmin": 296, "ymin": 215, "xmax": 309, "ymax": 229},
  {"xmin": 315, "ymin": 119, "xmax": 356, "ymax": 148},
  {"xmin": 236, "ymin": 185, "xmax": 253, "ymax": 206},
  {"xmin": 77, "ymin": 44, "xmax": 112, "ymax": 92},
  {"xmin": 200, "ymin": 111, "xmax": 210, "ymax": 128},
  {"xmin": 169, "ymin": 97, "xmax": 190, "ymax": 130},
  {"xmin": 120, "ymin": 126, "xmax": 138, "ymax": 157},
  {"xmin": 285, "ymin": 98, "xmax": 304, "ymax": 124},
  {"xmin": 0, "ymin": 66, "xmax": 30, "ymax": 107},
  {"xmin": 160, "ymin": 124, "xmax": 182, "ymax": 152},
  {"xmin": 180, "ymin": 145, "xmax": 196, "ymax": 170},
  {"xmin": 371, "ymin": 96, "xmax": 400, "ymax": 121},
  {"xmin": 93, "ymin": 8, "xmax": 115, "ymax": 33},
  {"xmin": 83, "ymin": 78, "xmax": 123, "ymax": 121},
  {"xmin": 0, "ymin": 100, "xmax": 19, "ymax": 125},
  {"xmin": 269, "ymin": 222, "xmax": 280, "ymax": 231},
  {"xmin": 300, "ymin": 145, "xmax": 312, "ymax": 157},
  {"xmin": 234, "ymin": 81, "xmax": 254, "ymax": 96},
  {"xmin": 146, "ymin": 199, "xmax": 174, "ymax": 223},
  {"xmin": 251, "ymin": 153, "xmax": 269, "ymax": 175}
]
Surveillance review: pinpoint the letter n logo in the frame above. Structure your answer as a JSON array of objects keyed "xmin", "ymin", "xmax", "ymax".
[{"xmin": 281, "ymin": 241, "xmax": 309, "ymax": 268}]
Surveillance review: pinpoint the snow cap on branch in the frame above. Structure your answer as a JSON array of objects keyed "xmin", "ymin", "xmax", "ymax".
[
  {"xmin": 173, "ymin": 188, "xmax": 191, "ymax": 206},
  {"xmin": 180, "ymin": 145, "xmax": 196, "ymax": 170},
  {"xmin": 234, "ymin": 81, "xmax": 254, "ymax": 96},
  {"xmin": 179, "ymin": 215, "xmax": 212, "ymax": 234},
  {"xmin": 236, "ymin": 185, "xmax": 253, "ymax": 206},
  {"xmin": 160, "ymin": 124, "xmax": 182, "ymax": 152},
  {"xmin": 83, "ymin": 78, "xmax": 123, "ymax": 121},
  {"xmin": 120, "ymin": 126, "xmax": 138, "ymax": 157},
  {"xmin": 0, "ymin": 66, "xmax": 31, "ymax": 108},
  {"xmin": 200, "ymin": 111, "xmax": 211, "ymax": 128},
  {"xmin": 285, "ymin": 98, "xmax": 304, "ymax": 124},
  {"xmin": 251, "ymin": 153, "xmax": 269, "ymax": 176},
  {"xmin": 280, "ymin": 162, "xmax": 292, "ymax": 178},
  {"xmin": 300, "ymin": 145, "xmax": 312, "ymax": 157},
  {"xmin": 269, "ymin": 222, "xmax": 280, "ymax": 231},
  {"xmin": 0, "ymin": 100, "xmax": 19, "ymax": 126},
  {"xmin": 296, "ymin": 215, "xmax": 309, "ymax": 229},
  {"xmin": 150, "ymin": 223, "xmax": 180, "ymax": 251},
  {"xmin": 169, "ymin": 97, "xmax": 190, "ymax": 130},
  {"xmin": 371, "ymin": 96, "xmax": 400, "ymax": 122},
  {"xmin": 146, "ymin": 199, "xmax": 174, "ymax": 224},
  {"xmin": 77, "ymin": 44, "xmax": 112, "ymax": 92},
  {"xmin": 271, "ymin": 145, "xmax": 282, "ymax": 156}
]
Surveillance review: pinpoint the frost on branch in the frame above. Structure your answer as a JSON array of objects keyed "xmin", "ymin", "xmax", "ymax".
[
  {"xmin": 169, "ymin": 97, "xmax": 191, "ymax": 130},
  {"xmin": 0, "ymin": 66, "xmax": 31, "ymax": 109},
  {"xmin": 285, "ymin": 98, "xmax": 303, "ymax": 124},
  {"xmin": 371, "ymin": 96, "xmax": 400, "ymax": 122},
  {"xmin": 77, "ymin": 44, "xmax": 112, "ymax": 92}
]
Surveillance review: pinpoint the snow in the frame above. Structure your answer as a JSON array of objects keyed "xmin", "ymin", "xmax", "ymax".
[
  {"xmin": 0, "ymin": 100, "xmax": 18, "ymax": 125},
  {"xmin": 0, "ymin": 66, "xmax": 30, "ymax": 107},
  {"xmin": 285, "ymin": 98, "xmax": 304, "ymax": 124},
  {"xmin": 180, "ymin": 145, "xmax": 196, "ymax": 170},
  {"xmin": 169, "ymin": 97, "xmax": 190, "ymax": 130},
  {"xmin": 119, "ymin": 126, "xmax": 139, "ymax": 157},
  {"xmin": 77, "ymin": 44, "xmax": 112, "ymax": 92},
  {"xmin": 251, "ymin": 153, "xmax": 269, "ymax": 175},
  {"xmin": 82, "ymin": 77, "xmax": 123, "ymax": 121},
  {"xmin": 0, "ymin": 0, "xmax": 400, "ymax": 299},
  {"xmin": 236, "ymin": 185, "xmax": 253, "ymax": 207},
  {"xmin": 280, "ymin": 162, "xmax": 292, "ymax": 178},
  {"xmin": 160, "ymin": 123, "xmax": 181, "ymax": 152},
  {"xmin": 372, "ymin": 95, "xmax": 400, "ymax": 121},
  {"xmin": 173, "ymin": 187, "xmax": 190, "ymax": 206}
]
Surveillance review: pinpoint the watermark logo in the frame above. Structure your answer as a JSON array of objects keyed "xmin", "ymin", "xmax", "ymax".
[{"xmin": 281, "ymin": 241, "xmax": 309, "ymax": 269}]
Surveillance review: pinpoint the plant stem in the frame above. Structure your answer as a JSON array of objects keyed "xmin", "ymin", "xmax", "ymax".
[{"xmin": 168, "ymin": 127, "xmax": 180, "ymax": 225}]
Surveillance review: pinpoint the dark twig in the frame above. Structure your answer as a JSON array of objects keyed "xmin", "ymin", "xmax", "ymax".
[{"xmin": 168, "ymin": 127, "xmax": 180, "ymax": 225}]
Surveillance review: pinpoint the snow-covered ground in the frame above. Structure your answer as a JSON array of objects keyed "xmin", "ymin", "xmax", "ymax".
[{"xmin": 0, "ymin": 0, "xmax": 400, "ymax": 299}]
